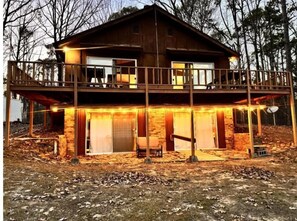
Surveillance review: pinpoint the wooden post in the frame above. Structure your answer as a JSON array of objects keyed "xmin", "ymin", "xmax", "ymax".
[
  {"xmin": 43, "ymin": 106, "xmax": 48, "ymax": 130},
  {"xmin": 246, "ymin": 70, "xmax": 254, "ymax": 158},
  {"xmin": 289, "ymin": 72, "xmax": 297, "ymax": 145},
  {"xmin": 71, "ymin": 65, "xmax": 79, "ymax": 164},
  {"xmin": 5, "ymin": 61, "xmax": 12, "ymax": 148},
  {"xmin": 189, "ymin": 69, "xmax": 198, "ymax": 162},
  {"xmin": 257, "ymin": 107, "xmax": 262, "ymax": 136},
  {"xmin": 144, "ymin": 67, "xmax": 152, "ymax": 163},
  {"xmin": 29, "ymin": 100, "xmax": 34, "ymax": 136}
]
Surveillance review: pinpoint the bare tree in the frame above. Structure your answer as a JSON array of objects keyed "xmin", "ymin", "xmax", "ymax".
[
  {"xmin": 37, "ymin": 0, "xmax": 107, "ymax": 81},
  {"xmin": 3, "ymin": 0, "xmax": 40, "ymax": 32},
  {"xmin": 38, "ymin": 0, "xmax": 106, "ymax": 45},
  {"xmin": 154, "ymin": 0, "xmax": 218, "ymax": 34}
]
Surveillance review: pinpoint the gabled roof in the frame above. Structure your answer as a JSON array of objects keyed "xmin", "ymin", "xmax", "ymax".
[{"xmin": 54, "ymin": 4, "xmax": 239, "ymax": 57}]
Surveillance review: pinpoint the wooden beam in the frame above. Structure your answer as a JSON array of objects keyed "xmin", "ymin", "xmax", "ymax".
[
  {"xmin": 72, "ymin": 66, "xmax": 79, "ymax": 164},
  {"xmin": 29, "ymin": 100, "xmax": 34, "ymax": 136},
  {"xmin": 257, "ymin": 107, "xmax": 262, "ymax": 136},
  {"xmin": 171, "ymin": 134, "xmax": 196, "ymax": 143},
  {"xmin": 246, "ymin": 70, "xmax": 254, "ymax": 158},
  {"xmin": 289, "ymin": 72, "xmax": 297, "ymax": 145},
  {"xmin": 43, "ymin": 106, "xmax": 48, "ymax": 130},
  {"xmin": 5, "ymin": 61, "xmax": 12, "ymax": 148},
  {"xmin": 144, "ymin": 67, "xmax": 152, "ymax": 163},
  {"xmin": 189, "ymin": 72, "xmax": 198, "ymax": 162}
]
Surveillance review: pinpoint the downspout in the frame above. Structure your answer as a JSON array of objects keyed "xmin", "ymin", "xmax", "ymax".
[{"xmin": 154, "ymin": 7, "xmax": 159, "ymax": 68}]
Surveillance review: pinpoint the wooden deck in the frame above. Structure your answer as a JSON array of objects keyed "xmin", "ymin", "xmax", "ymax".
[{"xmin": 7, "ymin": 61, "xmax": 292, "ymax": 106}]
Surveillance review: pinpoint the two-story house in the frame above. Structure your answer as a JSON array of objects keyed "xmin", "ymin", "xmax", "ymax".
[{"xmin": 5, "ymin": 4, "xmax": 297, "ymax": 162}]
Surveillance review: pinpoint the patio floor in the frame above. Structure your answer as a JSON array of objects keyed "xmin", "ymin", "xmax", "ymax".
[{"xmin": 76, "ymin": 149, "xmax": 248, "ymax": 164}]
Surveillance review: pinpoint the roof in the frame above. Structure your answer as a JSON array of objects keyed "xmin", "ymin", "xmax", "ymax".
[{"xmin": 54, "ymin": 4, "xmax": 239, "ymax": 57}]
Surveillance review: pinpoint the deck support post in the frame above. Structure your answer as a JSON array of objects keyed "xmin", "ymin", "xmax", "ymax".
[
  {"xmin": 71, "ymin": 66, "xmax": 79, "ymax": 164},
  {"xmin": 144, "ymin": 67, "xmax": 152, "ymax": 163},
  {"xmin": 43, "ymin": 106, "xmax": 48, "ymax": 130},
  {"xmin": 188, "ymin": 71, "xmax": 198, "ymax": 162},
  {"xmin": 247, "ymin": 70, "xmax": 254, "ymax": 158},
  {"xmin": 289, "ymin": 72, "xmax": 297, "ymax": 145},
  {"xmin": 256, "ymin": 106, "xmax": 262, "ymax": 136},
  {"xmin": 29, "ymin": 100, "xmax": 34, "ymax": 136},
  {"xmin": 5, "ymin": 61, "xmax": 12, "ymax": 148}
]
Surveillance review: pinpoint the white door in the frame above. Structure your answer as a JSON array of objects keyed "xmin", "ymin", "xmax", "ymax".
[
  {"xmin": 173, "ymin": 112, "xmax": 191, "ymax": 150},
  {"xmin": 89, "ymin": 113, "xmax": 113, "ymax": 154},
  {"xmin": 195, "ymin": 112, "xmax": 216, "ymax": 149},
  {"xmin": 171, "ymin": 62, "xmax": 214, "ymax": 89},
  {"xmin": 193, "ymin": 63, "xmax": 214, "ymax": 89}
]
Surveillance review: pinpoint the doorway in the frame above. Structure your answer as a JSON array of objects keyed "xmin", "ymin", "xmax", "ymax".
[
  {"xmin": 87, "ymin": 111, "xmax": 136, "ymax": 154},
  {"xmin": 195, "ymin": 111, "xmax": 217, "ymax": 149},
  {"xmin": 113, "ymin": 113, "xmax": 136, "ymax": 152},
  {"xmin": 173, "ymin": 112, "xmax": 191, "ymax": 150},
  {"xmin": 171, "ymin": 61, "xmax": 214, "ymax": 89}
]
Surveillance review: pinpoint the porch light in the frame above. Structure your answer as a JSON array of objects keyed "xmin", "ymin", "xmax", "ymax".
[
  {"xmin": 51, "ymin": 106, "xmax": 59, "ymax": 112},
  {"xmin": 63, "ymin": 46, "xmax": 70, "ymax": 52},
  {"xmin": 229, "ymin": 56, "xmax": 238, "ymax": 62}
]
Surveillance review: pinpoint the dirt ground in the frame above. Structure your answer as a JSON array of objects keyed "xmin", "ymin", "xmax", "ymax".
[{"xmin": 3, "ymin": 124, "xmax": 297, "ymax": 221}]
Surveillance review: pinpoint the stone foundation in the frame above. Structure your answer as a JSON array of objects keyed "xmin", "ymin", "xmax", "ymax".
[
  {"xmin": 64, "ymin": 108, "xmax": 75, "ymax": 156},
  {"xmin": 224, "ymin": 108, "xmax": 234, "ymax": 149},
  {"xmin": 58, "ymin": 135, "xmax": 67, "ymax": 157},
  {"xmin": 234, "ymin": 133, "xmax": 251, "ymax": 151},
  {"xmin": 149, "ymin": 109, "xmax": 166, "ymax": 146}
]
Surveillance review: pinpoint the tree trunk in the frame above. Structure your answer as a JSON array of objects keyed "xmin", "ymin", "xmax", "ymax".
[{"xmin": 280, "ymin": 0, "xmax": 292, "ymax": 72}]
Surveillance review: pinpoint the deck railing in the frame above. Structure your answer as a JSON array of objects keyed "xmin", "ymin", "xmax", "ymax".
[{"xmin": 7, "ymin": 60, "xmax": 291, "ymax": 91}]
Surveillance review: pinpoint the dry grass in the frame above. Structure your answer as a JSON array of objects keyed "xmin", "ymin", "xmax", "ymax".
[{"xmin": 3, "ymin": 124, "xmax": 297, "ymax": 220}]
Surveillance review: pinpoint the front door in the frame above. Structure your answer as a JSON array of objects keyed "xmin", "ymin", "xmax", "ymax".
[
  {"xmin": 195, "ymin": 112, "xmax": 217, "ymax": 148},
  {"xmin": 89, "ymin": 113, "xmax": 113, "ymax": 154},
  {"xmin": 113, "ymin": 113, "xmax": 136, "ymax": 152},
  {"xmin": 173, "ymin": 112, "xmax": 191, "ymax": 150}
]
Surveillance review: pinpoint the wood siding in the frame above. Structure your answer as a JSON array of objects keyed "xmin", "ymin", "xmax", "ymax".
[
  {"xmin": 77, "ymin": 110, "xmax": 86, "ymax": 155},
  {"xmin": 217, "ymin": 110, "xmax": 226, "ymax": 148},
  {"xmin": 165, "ymin": 111, "xmax": 174, "ymax": 151},
  {"xmin": 137, "ymin": 110, "xmax": 146, "ymax": 137}
]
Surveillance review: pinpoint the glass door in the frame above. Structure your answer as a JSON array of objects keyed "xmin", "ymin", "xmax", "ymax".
[{"xmin": 112, "ymin": 59, "xmax": 137, "ymax": 88}]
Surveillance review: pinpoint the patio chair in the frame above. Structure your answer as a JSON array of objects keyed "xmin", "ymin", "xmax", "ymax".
[{"xmin": 136, "ymin": 136, "xmax": 163, "ymax": 158}]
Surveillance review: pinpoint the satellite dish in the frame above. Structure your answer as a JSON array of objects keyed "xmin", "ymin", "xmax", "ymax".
[{"xmin": 267, "ymin": 106, "xmax": 279, "ymax": 113}]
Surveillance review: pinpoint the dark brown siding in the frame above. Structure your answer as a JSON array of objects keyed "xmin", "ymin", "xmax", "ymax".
[
  {"xmin": 137, "ymin": 110, "xmax": 146, "ymax": 137},
  {"xmin": 217, "ymin": 111, "xmax": 226, "ymax": 148},
  {"xmin": 77, "ymin": 110, "xmax": 86, "ymax": 155},
  {"xmin": 165, "ymin": 111, "xmax": 174, "ymax": 151},
  {"xmin": 68, "ymin": 10, "xmax": 231, "ymax": 70}
]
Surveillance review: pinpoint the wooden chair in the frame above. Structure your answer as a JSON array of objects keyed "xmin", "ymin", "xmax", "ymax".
[{"xmin": 136, "ymin": 136, "xmax": 163, "ymax": 158}]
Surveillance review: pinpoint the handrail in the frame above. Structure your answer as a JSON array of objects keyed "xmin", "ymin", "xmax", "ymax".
[{"xmin": 7, "ymin": 60, "xmax": 291, "ymax": 91}]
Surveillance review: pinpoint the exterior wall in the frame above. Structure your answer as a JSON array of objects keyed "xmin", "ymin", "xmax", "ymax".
[
  {"xmin": 65, "ymin": 49, "xmax": 81, "ymax": 81},
  {"xmin": 149, "ymin": 109, "xmax": 166, "ymax": 146},
  {"xmin": 65, "ymin": 49, "xmax": 80, "ymax": 64},
  {"xmin": 234, "ymin": 133, "xmax": 251, "ymax": 151},
  {"xmin": 62, "ymin": 107, "xmax": 236, "ymax": 156},
  {"xmin": 64, "ymin": 108, "xmax": 75, "ymax": 156},
  {"xmin": 65, "ymin": 9, "xmax": 232, "ymax": 69},
  {"xmin": 224, "ymin": 108, "xmax": 234, "ymax": 149}
]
